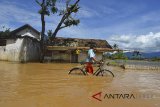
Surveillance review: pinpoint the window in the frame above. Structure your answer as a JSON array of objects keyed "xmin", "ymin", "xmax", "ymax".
[{"xmin": 0, "ymin": 39, "xmax": 7, "ymax": 46}]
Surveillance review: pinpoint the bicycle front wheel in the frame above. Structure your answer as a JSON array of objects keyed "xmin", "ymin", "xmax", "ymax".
[
  {"xmin": 68, "ymin": 67, "xmax": 86, "ymax": 75},
  {"xmin": 96, "ymin": 69, "xmax": 114, "ymax": 77}
]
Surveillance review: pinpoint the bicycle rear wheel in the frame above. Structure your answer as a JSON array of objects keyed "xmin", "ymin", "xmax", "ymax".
[
  {"xmin": 68, "ymin": 68, "xmax": 86, "ymax": 75},
  {"xmin": 96, "ymin": 69, "xmax": 114, "ymax": 77}
]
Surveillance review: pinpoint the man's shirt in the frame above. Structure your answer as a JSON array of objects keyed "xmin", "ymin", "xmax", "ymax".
[{"xmin": 86, "ymin": 49, "xmax": 95, "ymax": 62}]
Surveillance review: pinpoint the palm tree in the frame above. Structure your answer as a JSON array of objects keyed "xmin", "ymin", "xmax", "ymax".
[
  {"xmin": 113, "ymin": 44, "xmax": 118, "ymax": 49},
  {"xmin": 132, "ymin": 51, "xmax": 141, "ymax": 59}
]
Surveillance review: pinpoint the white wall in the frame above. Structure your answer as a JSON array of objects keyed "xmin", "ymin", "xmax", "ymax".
[
  {"xmin": 21, "ymin": 38, "xmax": 40, "ymax": 62},
  {"xmin": 0, "ymin": 46, "xmax": 7, "ymax": 60},
  {"xmin": 0, "ymin": 39, "xmax": 23, "ymax": 61},
  {"xmin": 0, "ymin": 26, "xmax": 41, "ymax": 62},
  {"xmin": 6, "ymin": 39, "xmax": 24, "ymax": 61},
  {"xmin": 0, "ymin": 38, "xmax": 40, "ymax": 62}
]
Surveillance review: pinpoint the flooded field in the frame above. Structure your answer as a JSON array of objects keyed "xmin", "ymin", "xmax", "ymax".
[{"xmin": 0, "ymin": 61, "xmax": 160, "ymax": 107}]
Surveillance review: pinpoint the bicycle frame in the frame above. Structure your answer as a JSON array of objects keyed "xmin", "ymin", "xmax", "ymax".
[
  {"xmin": 80, "ymin": 61, "xmax": 105, "ymax": 75},
  {"xmin": 69, "ymin": 58, "xmax": 114, "ymax": 77}
]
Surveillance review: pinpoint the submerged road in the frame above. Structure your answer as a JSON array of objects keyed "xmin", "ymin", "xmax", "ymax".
[{"xmin": 0, "ymin": 61, "xmax": 159, "ymax": 107}]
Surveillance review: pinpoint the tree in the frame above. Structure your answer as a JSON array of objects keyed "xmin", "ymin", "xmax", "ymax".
[
  {"xmin": 46, "ymin": 29, "xmax": 53, "ymax": 44},
  {"xmin": 113, "ymin": 44, "xmax": 118, "ymax": 49},
  {"xmin": 36, "ymin": 0, "xmax": 80, "ymax": 62},
  {"xmin": 51, "ymin": 0, "xmax": 80, "ymax": 38},
  {"xmin": 111, "ymin": 51, "xmax": 127, "ymax": 59},
  {"xmin": 36, "ymin": 0, "xmax": 57, "ymax": 62},
  {"xmin": 0, "ymin": 26, "xmax": 11, "ymax": 37},
  {"xmin": 132, "ymin": 50, "xmax": 142, "ymax": 60}
]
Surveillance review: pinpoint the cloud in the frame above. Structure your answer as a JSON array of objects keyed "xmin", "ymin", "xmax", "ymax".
[
  {"xmin": 57, "ymin": 24, "xmax": 108, "ymax": 39},
  {"xmin": 58, "ymin": 6, "xmax": 160, "ymax": 40},
  {"xmin": 0, "ymin": 0, "xmax": 160, "ymax": 53},
  {"xmin": 0, "ymin": 0, "xmax": 99, "ymax": 32},
  {"xmin": 0, "ymin": 1, "xmax": 63, "ymax": 32},
  {"xmin": 0, "ymin": 1, "xmax": 41, "ymax": 30},
  {"xmin": 98, "ymin": 6, "xmax": 117, "ymax": 16},
  {"xmin": 77, "ymin": 6, "xmax": 99, "ymax": 18},
  {"xmin": 108, "ymin": 32, "xmax": 160, "ymax": 52}
]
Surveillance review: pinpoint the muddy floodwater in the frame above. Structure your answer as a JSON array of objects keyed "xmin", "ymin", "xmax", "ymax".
[{"xmin": 0, "ymin": 61, "xmax": 160, "ymax": 107}]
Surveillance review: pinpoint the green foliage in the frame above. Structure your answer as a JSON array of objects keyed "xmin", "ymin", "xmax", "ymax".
[
  {"xmin": 112, "ymin": 51, "xmax": 127, "ymax": 59},
  {"xmin": 47, "ymin": 30, "xmax": 53, "ymax": 37},
  {"xmin": 36, "ymin": 0, "xmax": 80, "ymax": 39},
  {"xmin": 59, "ymin": 0, "xmax": 80, "ymax": 29},
  {"xmin": 109, "ymin": 61, "xmax": 118, "ymax": 65},
  {"xmin": 113, "ymin": 44, "xmax": 118, "ymax": 49},
  {"xmin": 105, "ymin": 51, "xmax": 128, "ymax": 60},
  {"xmin": 69, "ymin": 4, "xmax": 80, "ymax": 13},
  {"xmin": 151, "ymin": 57, "xmax": 160, "ymax": 61},
  {"xmin": 131, "ymin": 51, "xmax": 143, "ymax": 60},
  {"xmin": 36, "ymin": 0, "xmax": 57, "ymax": 15},
  {"xmin": 0, "ymin": 26, "xmax": 11, "ymax": 36},
  {"xmin": 51, "ymin": 7, "xmax": 58, "ymax": 13},
  {"xmin": 47, "ymin": 30, "xmax": 53, "ymax": 41},
  {"xmin": 64, "ymin": 18, "xmax": 80, "ymax": 27},
  {"xmin": 38, "ymin": 9, "xmax": 50, "ymax": 16}
]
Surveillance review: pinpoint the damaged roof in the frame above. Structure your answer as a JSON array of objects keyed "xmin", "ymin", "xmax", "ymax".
[{"xmin": 47, "ymin": 37, "xmax": 112, "ymax": 49}]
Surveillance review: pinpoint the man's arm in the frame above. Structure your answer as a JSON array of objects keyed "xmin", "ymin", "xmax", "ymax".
[{"xmin": 91, "ymin": 57, "xmax": 97, "ymax": 62}]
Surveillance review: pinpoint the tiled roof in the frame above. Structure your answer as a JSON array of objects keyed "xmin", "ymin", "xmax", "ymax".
[{"xmin": 47, "ymin": 37, "xmax": 112, "ymax": 49}]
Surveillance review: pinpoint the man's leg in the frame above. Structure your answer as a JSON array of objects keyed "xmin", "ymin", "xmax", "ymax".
[
  {"xmin": 86, "ymin": 63, "xmax": 93, "ymax": 74},
  {"xmin": 91, "ymin": 64, "xmax": 93, "ymax": 74}
]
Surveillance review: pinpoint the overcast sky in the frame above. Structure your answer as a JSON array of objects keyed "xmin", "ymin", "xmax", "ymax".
[{"xmin": 0, "ymin": 0, "xmax": 160, "ymax": 52}]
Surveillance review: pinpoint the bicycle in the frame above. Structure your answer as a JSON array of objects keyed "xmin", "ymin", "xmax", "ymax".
[{"xmin": 68, "ymin": 60, "xmax": 114, "ymax": 77}]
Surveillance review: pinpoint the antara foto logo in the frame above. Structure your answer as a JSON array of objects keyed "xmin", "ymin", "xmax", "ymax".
[
  {"xmin": 92, "ymin": 92, "xmax": 102, "ymax": 101},
  {"xmin": 92, "ymin": 91, "xmax": 136, "ymax": 101}
]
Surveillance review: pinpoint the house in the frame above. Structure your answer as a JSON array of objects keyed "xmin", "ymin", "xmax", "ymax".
[
  {"xmin": 45, "ymin": 37, "xmax": 113, "ymax": 63},
  {"xmin": 0, "ymin": 24, "xmax": 114, "ymax": 63},
  {"xmin": 0, "ymin": 24, "xmax": 41, "ymax": 62}
]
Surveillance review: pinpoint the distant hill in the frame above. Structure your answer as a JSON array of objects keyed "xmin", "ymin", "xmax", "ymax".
[{"xmin": 124, "ymin": 52, "xmax": 160, "ymax": 59}]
